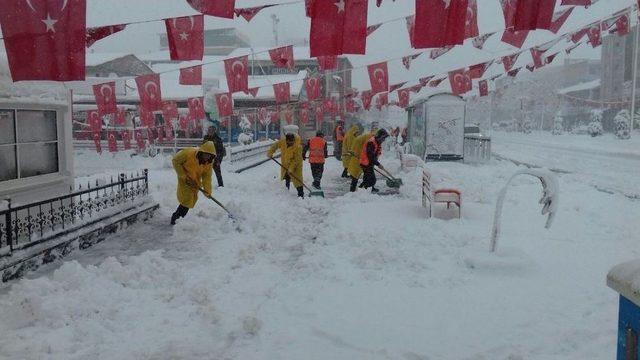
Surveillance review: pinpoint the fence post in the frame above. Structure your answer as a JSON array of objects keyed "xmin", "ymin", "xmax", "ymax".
[
  {"xmin": 143, "ymin": 169, "xmax": 149, "ymax": 194},
  {"xmin": 5, "ymin": 198, "xmax": 12, "ymax": 253},
  {"xmin": 119, "ymin": 173, "xmax": 126, "ymax": 191}
]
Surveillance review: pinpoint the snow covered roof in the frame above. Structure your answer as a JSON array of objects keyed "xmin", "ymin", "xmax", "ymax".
[
  {"xmin": 227, "ymin": 47, "xmax": 315, "ymax": 61},
  {"xmin": 608, "ymin": 259, "xmax": 640, "ymax": 306},
  {"xmin": 557, "ymin": 79, "xmax": 601, "ymax": 95},
  {"xmin": 0, "ymin": 52, "xmax": 67, "ymax": 104},
  {"xmin": 211, "ymin": 70, "xmax": 308, "ymax": 100},
  {"xmin": 85, "ymin": 52, "xmax": 133, "ymax": 67}
]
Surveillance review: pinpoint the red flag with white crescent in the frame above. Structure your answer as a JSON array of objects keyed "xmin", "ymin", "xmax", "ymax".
[
  {"xmin": 134, "ymin": 129, "xmax": 146, "ymax": 150},
  {"xmin": 361, "ymin": 90, "xmax": 373, "ymax": 110},
  {"xmin": 402, "ymin": 53, "xmax": 421, "ymax": 70},
  {"xmin": 284, "ymin": 108, "xmax": 293, "ymax": 124},
  {"xmin": 269, "ymin": 45, "xmax": 295, "ymax": 69},
  {"xmin": 165, "ymin": 120, "xmax": 174, "ymax": 141},
  {"xmin": 179, "ymin": 114, "xmax": 189, "ymax": 130},
  {"xmin": 258, "ymin": 107, "xmax": 268, "ymax": 126},
  {"xmin": 304, "ymin": 77, "xmax": 322, "ymax": 101},
  {"xmin": 186, "ymin": 0, "xmax": 235, "ymax": 19},
  {"xmin": 215, "ymin": 93, "xmax": 234, "ymax": 117},
  {"xmin": 389, "ymin": 82, "xmax": 407, "ymax": 93},
  {"xmin": 309, "ymin": 0, "xmax": 368, "ymax": 56},
  {"xmin": 367, "ymin": 62, "xmax": 389, "ymax": 95},
  {"xmin": 545, "ymin": 53, "xmax": 558, "ymax": 65},
  {"xmin": 414, "ymin": 0, "xmax": 469, "ymax": 48},
  {"xmin": 611, "ymin": 13, "xmax": 630, "ymax": 36},
  {"xmin": 122, "ymin": 130, "xmax": 131, "ymax": 150},
  {"xmin": 367, "ymin": 23, "xmax": 382, "ymax": 36},
  {"xmin": 92, "ymin": 132, "xmax": 102, "ymax": 154},
  {"xmin": 235, "ymin": 5, "xmax": 274, "ymax": 22},
  {"xmin": 270, "ymin": 109, "xmax": 280, "ymax": 124},
  {"xmin": 107, "ymin": 131, "xmax": 118, "ymax": 152},
  {"xmin": 502, "ymin": 53, "xmax": 520, "ymax": 72},
  {"xmin": 430, "ymin": 46, "xmax": 453, "ymax": 60},
  {"xmin": 224, "ymin": 55, "xmax": 249, "ymax": 93},
  {"xmin": 549, "ymin": 8, "xmax": 574, "ymax": 34},
  {"xmin": 397, "ymin": 88, "xmax": 410, "ymax": 108},
  {"xmin": 508, "ymin": 67, "xmax": 522, "ymax": 77},
  {"xmin": 298, "ymin": 107, "xmax": 308, "ymax": 124},
  {"xmin": 180, "ymin": 65, "xmax": 202, "ymax": 85},
  {"xmin": 136, "ymin": 73, "xmax": 163, "ymax": 111},
  {"xmin": 465, "ymin": 0, "xmax": 479, "ymax": 39},
  {"xmin": 317, "ymin": 56, "xmax": 337, "ymax": 71},
  {"xmin": 419, "ymin": 76, "xmax": 434, "ymax": 87},
  {"xmin": 410, "ymin": 84, "xmax": 423, "ymax": 93},
  {"xmin": 86, "ymin": 24, "xmax": 126, "ymax": 48},
  {"xmin": 429, "ymin": 77, "xmax": 446, "ymax": 88},
  {"xmin": 115, "ymin": 107, "xmax": 126, "ymax": 126},
  {"xmin": 315, "ymin": 106, "xmax": 324, "ymax": 126},
  {"xmin": 448, "ymin": 69, "xmax": 473, "ymax": 95},
  {"xmin": 511, "ymin": 0, "xmax": 556, "ymax": 32},
  {"xmin": 530, "ymin": 48, "xmax": 545, "ymax": 68},
  {"xmin": 375, "ymin": 93, "xmax": 388, "ymax": 111},
  {"xmin": 273, "ymin": 82, "xmax": 290, "ymax": 104},
  {"xmin": 468, "ymin": 62, "xmax": 490, "ymax": 79},
  {"xmin": 0, "ymin": 0, "xmax": 86, "ymax": 81},
  {"xmin": 502, "ymin": 29, "xmax": 529, "ymax": 48},
  {"xmin": 479, "ymin": 80, "xmax": 489, "ymax": 97},
  {"xmin": 346, "ymin": 98, "xmax": 357, "ymax": 113},
  {"xmin": 244, "ymin": 87, "xmax": 259, "ymax": 97},
  {"xmin": 188, "ymin": 97, "xmax": 206, "ymax": 120},
  {"xmin": 93, "ymin": 82, "xmax": 117, "ymax": 116},
  {"xmin": 165, "ymin": 15, "xmax": 204, "ymax": 61},
  {"xmin": 88, "ymin": 110, "xmax": 102, "ymax": 133},
  {"xmin": 139, "ymin": 108, "xmax": 155, "ymax": 128},
  {"xmin": 162, "ymin": 101, "xmax": 179, "ymax": 121},
  {"xmin": 472, "ymin": 32, "xmax": 494, "ymax": 50},
  {"xmin": 586, "ymin": 23, "xmax": 602, "ymax": 48}
]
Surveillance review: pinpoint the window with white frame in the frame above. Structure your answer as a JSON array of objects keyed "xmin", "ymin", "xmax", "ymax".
[{"xmin": 0, "ymin": 109, "xmax": 59, "ymax": 182}]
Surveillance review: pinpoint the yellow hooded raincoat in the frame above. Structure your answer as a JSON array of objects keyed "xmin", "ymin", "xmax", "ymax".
[
  {"xmin": 347, "ymin": 132, "xmax": 374, "ymax": 178},
  {"xmin": 341, "ymin": 125, "xmax": 360, "ymax": 170},
  {"xmin": 267, "ymin": 135, "xmax": 303, "ymax": 186},
  {"xmin": 172, "ymin": 142, "xmax": 216, "ymax": 208}
]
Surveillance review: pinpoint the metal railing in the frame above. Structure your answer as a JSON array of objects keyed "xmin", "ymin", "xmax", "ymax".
[
  {"xmin": 463, "ymin": 135, "xmax": 492, "ymax": 163},
  {"xmin": 0, "ymin": 170, "xmax": 150, "ymax": 255},
  {"xmin": 228, "ymin": 141, "xmax": 274, "ymax": 164}
]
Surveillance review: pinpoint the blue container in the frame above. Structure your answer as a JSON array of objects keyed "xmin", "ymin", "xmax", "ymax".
[{"xmin": 608, "ymin": 260, "xmax": 640, "ymax": 360}]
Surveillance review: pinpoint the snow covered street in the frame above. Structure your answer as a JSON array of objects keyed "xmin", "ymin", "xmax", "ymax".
[{"xmin": 0, "ymin": 132, "xmax": 639, "ymax": 359}]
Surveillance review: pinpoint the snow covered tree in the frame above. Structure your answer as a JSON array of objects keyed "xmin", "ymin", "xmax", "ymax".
[
  {"xmin": 521, "ymin": 115, "xmax": 532, "ymax": 134},
  {"xmin": 238, "ymin": 115, "xmax": 254, "ymax": 145},
  {"xmin": 614, "ymin": 109, "xmax": 631, "ymax": 140},
  {"xmin": 587, "ymin": 108, "xmax": 604, "ymax": 137},
  {"xmin": 552, "ymin": 112, "xmax": 563, "ymax": 135}
]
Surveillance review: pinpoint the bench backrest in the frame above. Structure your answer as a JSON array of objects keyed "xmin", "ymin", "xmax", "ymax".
[{"xmin": 422, "ymin": 169, "xmax": 432, "ymax": 218}]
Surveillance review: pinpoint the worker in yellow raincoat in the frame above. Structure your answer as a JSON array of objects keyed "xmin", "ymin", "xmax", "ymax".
[
  {"xmin": 340, "ymin": 124, "xmax": 360, "ymax": 178},
  {"xmin": 170, "ymin": 141, "xmax": 216, "ymax": 225},
  {"xmin": 347, "ymin": 131, "xmax": 375, "ymax": 192},
  {"xmin": 267, "ymin": 133, "xmax": 305, "ymax": 197}
]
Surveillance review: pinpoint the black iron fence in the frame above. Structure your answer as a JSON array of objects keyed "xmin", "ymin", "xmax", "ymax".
[{"xmin": 0, "ymin": 169, "xmax": 149, "ymax": 255}]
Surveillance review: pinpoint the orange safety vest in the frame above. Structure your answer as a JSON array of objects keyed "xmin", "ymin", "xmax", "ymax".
[
  {"xmin": 308, "ymin": 137, "xmax": 327, "ymax": 164},
  {"xmin": 359, "ymin": 136, "xmax": 380, "ymax": 166},
  {"xmin": 335, "ymin": 125, "xmax": 344, "ymax": 141}
]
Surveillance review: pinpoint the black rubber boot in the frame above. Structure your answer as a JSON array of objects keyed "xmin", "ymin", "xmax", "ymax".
[
  {"xmin": 350, "ymin": 177, "xmax": 358, "ymax": 192},
  {"xmin": 371, "ymin": 187, "xmax": 380, "ymax": 193},
  {"xmin": 170, "ymin": 212, "xmax": 179, "ymax": 225},
  {"xmin": 296, "ymin": 186, "xmax": 304, "ymax": 198},
  {"xmin": 341, "ymin": 168, "xmax": 349, "ymax": 178}
]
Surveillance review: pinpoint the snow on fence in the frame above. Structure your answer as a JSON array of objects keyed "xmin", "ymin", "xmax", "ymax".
[
  {"xmin": 463, "ymin": 135, "xmax": 491, "ymax": 164},
  {"xmin": 0, "ymin": 170, "xmax": 151, "ymax": 256}
]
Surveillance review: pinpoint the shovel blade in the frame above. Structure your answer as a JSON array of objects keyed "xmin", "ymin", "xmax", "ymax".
[
  {"xmin": 386, "ymin": 179, "xmax": 403, "ymax": 188},
  {"xmin": 309, "ymin": 191, "xmax": 325, "ymax": 197}
]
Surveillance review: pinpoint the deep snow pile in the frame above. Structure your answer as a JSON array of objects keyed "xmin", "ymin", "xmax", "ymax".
[{"xmin": 0, "ymin": 132, "xmax": 639, "ymax": 359}]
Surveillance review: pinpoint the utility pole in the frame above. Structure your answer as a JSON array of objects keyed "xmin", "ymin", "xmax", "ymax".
[
  {"xmin": 271, "ymin": 14, "xmax": 280, "ymax": 47},
  {"xmin": 630, "ymin": 23, "xmax": 639, "ymax": 136}
]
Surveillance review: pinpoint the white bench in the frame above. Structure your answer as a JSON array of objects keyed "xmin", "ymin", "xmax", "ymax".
[{"xmin": 422, "ymin": 169, "xmax": 461, "ymax": 219}]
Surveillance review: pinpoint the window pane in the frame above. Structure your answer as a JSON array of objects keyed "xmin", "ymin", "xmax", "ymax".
[
  {"xmin": 18, "ymin": 142, "xmax": 58, "ymax": 178},
  {"xmin": 0, "ymin": 110, "xmax": 15, "ymax": 145},
  {"xmin": 17, "ymin": 110, "xmax": 57, "ymax": 143},
  {"xmin": 0, "ymin": 144, "xmax": 17, "ymax": 181}
]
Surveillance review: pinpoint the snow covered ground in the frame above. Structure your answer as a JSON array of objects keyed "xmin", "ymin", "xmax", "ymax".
[{"xmin": 0, "ymin": 131, "xmax": 638, "ymax": 359}]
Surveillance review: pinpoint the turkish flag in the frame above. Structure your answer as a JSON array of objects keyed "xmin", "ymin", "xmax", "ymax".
[
  {"xmin": 122, "ymin": 130, "xmax": 131, "ymax": 150},
  {"xmin": 146, "ymin": 128, "xmax": 157, "ymax": 145},
  {"xmin": 402, "ymin": 54, "xmax": 421, "ymax": 70},
  {"xmin": 107, "ymin": 131, "xmax": 118, "ymax": 153},
  {"xmin": 587, "ymin": 24, "xmax": 602, "ymax": 48},
  {"xmin": 315, "ymin": 106, "xmax": 324, "ymax": 126},
  {"xmin": 235, "ymin": 5, "xmax": 274, "ymax": 22},
  {"xmin": 186, "ymin": 0, "xmax": 235, "ymax": 19},
  {"xmin": 367, "ymin": 62, "xmax": 389, "ymax": 95},
  {"xmin": 317, "ymin": 56, "xmax": 338, "ymax": 71},
  {"xmin": 92, "ymin": 132, "xmax": 102, "ymax": 154},
  {"xmin": 304, "ymin": 77, "xmax": 322, "ymax": 101},
  {"xmin": 165, "ymin": 122, "xmax": 174, "ymax": 141},
  {"xmin": 134, "ymin": 129, "xmax": 146, "ymax": 150},
  {"xmin": 258, "ymin": 107, "xmax": 268, "ymax": 126},
  {"xmin": 162, "ymin": 101, "xmax": 179, "ymax": 122},
  {"xmin": 346, "ymin": 98, "xmax": 357, "ymax": 112},
  {"xmin": 139, "ymin": 108, "xmax": 155, "ymax": 128},
  {"xmin": 215, "ymin": 93, "xmax": 234, "ymax": 117},
  {"xmin": 86, "ymin": 24, "xmax": 126, "ymax": 48},
  {"xmin": 224, "ymin": 55, "xmax": 249, "ymax": 93},
  {"xmin": 502, "ymin": 54, "xmax": 519, "ymax": 72},
  {"xmin": 115, "ymin": 107, "xmax": 126, "ymax": 126},
  {"xmin": 414, "ymin": 0, "xmax": 469, "ymax": 48},
  {"xmin": 430, "ymin": 46, "xmax": 453, "ymax": 60},
  {"xmin": 410, "ymin": 84, "xmax": 423, "ymax": 93},
  {"xmin": 273, "ymin": 82, "xmax": 290, "ymax": 104},
  {"xmin": 244, "ymin": 87, "xmax": 259, "ymax": 97},
  {"xmin": 136, "ymin": 73, "xmax": 162, "ymax": 111},
  {"xmin": 270, "ymin": 109, "xmax": 280, "ymax": 124},
  {"xmin": 502, "ymin": 29, "xmax": 529, "ymax": 48},
  {"xmin": 530, "ymin": 48, "xmax": 546, "ymax": 68},
  {"xmin": 465, "ymin": 0, "xmax": 479, "ymax": 39},
  {"xmin": 0, "ymin": 0, "xmax": 86, "ymax": 81},
  {"xmin": 389, "ymin": 82, "xmax": 407, "ymax": 93},
  {"xmin": 157, "ymin": 125, "xmax": 165, "ymax": 143},
  {"xmin": 323, "ymin": 98, "xmax": 334, "ymax": 113},
  {"xmin": 479, "ymin": 80, "xmax": 489, "ymax": 97},
  {"xmin": 179, "ymin": 114, "xmax": 189, "ymax": 131},
  {"xmin": 88, "ymin": 110, "xmax": 102, "ymax": 132},
  {"xmin": 512, "ymin": 0, "xmax": 556, "ymax": 32},
  {"xmin": 284, "ymin": 109, "xmax": 293, "ymax": 124},
  {"xmin": 508, "ymin": 68, "xmax": 521, "ymax": 77},
  {"xmin": 299, "ymin": 108, "xmax": 310, "ymax": 124},
  {"xmin": 179, "ymin": 65, "xmax": 202, "ymax": 85},
  {"xmin": 397, "ymin": 89, "xmax": 410, "ymax": 108},
  {"xmin": 309, "ymin": 0, "xmax": 368, "ymax": 56},
  {"xmin": 165, "ymin": 15, "xmax": 204, "ymax": 61},
  {"xmin": 93, "ymin": 82, "xmax": 117, "ymax": 116},
  {"xmin": 419, "ymin": 76, "xmax": 434, "ymax": 87},
  {"xmin": 429, "ymin": 77, "xmax": 446, "ymax": 88},
  {"xmin": 448, "ymin": 69, "xmax": 472, "ymax": 95},
  {"xmin": 571, "ymin": 27, "xmax": 589, "ymax": 43},
  {"xmin": 612, "ymin": 14, "xmax": 630, "ymax": 36},
  {"xmin": 361, "ymin": 90, "xmax": 373, "ymax": 110},
  {"xmin": 468, "ymin": 62, "xmax": 490, "ymax": 79},
  {"xmin": 269, "ymin": 45, "xmax": 295, "ymax": 69},
  {"xmin": 546, "ymin": 53, "xmax": 558, "ymax": 65},
  {"xmin": 549, "ymin": 8, "xmax": 574, "ymax": 34},
  {"xmin": 375, "ymin": 93, "xmax": 388, "ymax": 111},
  {"xmin": 472, "ymin": 33, "xmax": 495, "ymax": 49},
  {"xmin": 188, "ymin": 97, "xmax": 206, "ymax": 120}
]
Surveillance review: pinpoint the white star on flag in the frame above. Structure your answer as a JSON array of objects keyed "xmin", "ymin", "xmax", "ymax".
[
  {"xmin": 335, "ymin": 0, "xmax": 345, "ymax": 13},
  {"xmin": 42, "ymin": 13, "xmax": 58, "ymax": 33},
  {"xmin": 179, "ymin": 32, "xmax": 189, "ymax": 41}
]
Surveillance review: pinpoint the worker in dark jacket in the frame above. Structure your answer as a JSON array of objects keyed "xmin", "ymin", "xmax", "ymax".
[
  {"xmin": 203, "ymin": 126, "xmax": 226, "ymax": 187},
  {"xmin": 303, "ymin": 131, "xmax": 328, "ymax": 189},
  {"xmin": 359, "ymin": 128, "xmax": 389, "ymax": 193}
]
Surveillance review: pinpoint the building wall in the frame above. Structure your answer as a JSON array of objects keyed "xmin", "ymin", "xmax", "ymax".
[
  {"xmin": 601, "ymin": 31, "xmax": 631, "ymax": 102},
  {"xmin": 160, "ymin": 28, "xmax": 251, "ymax": 56},
  {"xmin": 86, "ymin": 55, "xmax": 154, "ymax": 78}
]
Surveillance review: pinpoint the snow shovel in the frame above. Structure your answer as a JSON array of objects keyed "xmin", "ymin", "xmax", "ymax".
[
  {"xmin": 196, "ymin": 187, "xmax": 237, "ymax": 220},
  {"xmin": 270, "ymin": 158, "xmax": 324, "ymax": 197},
  {"xmin": 375, "ymin": 167, "xmax": 403, "ymax": 188}
]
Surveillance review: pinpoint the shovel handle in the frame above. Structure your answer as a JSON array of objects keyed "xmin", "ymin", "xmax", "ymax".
[
  {"xmin": 270, "ymin": 158, "xmax": 313, "ymax": 192},
  {"xmin": 374, "ymin": 167, "xmax": 393, "ymax": 180},
  {"xmin": 377, "ymin": 166, "xmax": 397, "ymax": 180}
]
